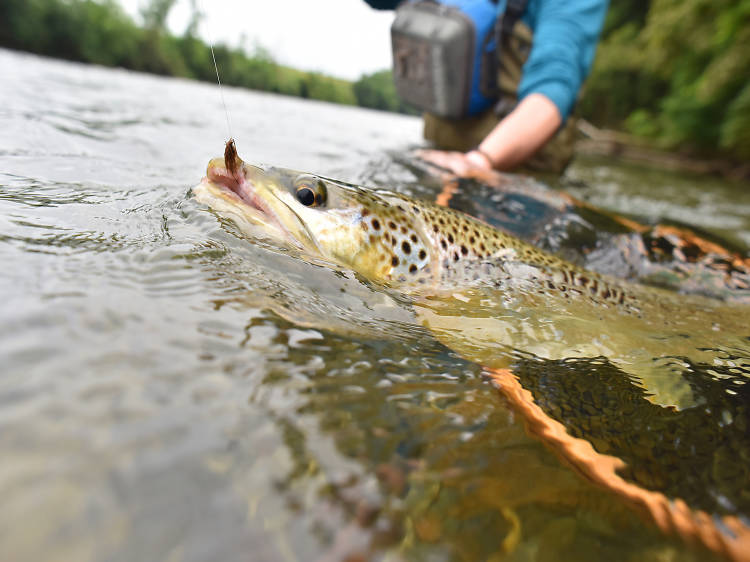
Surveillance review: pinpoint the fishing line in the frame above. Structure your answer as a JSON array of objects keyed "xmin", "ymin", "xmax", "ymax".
[{"xmin": 196, "ymin": 0, "xmax": 233, "ymax": 140}]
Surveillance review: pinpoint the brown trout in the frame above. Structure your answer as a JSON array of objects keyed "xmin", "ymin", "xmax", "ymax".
[{"xmin": 193, "ymin": 141, "xmax": 750, "ymax": 411}]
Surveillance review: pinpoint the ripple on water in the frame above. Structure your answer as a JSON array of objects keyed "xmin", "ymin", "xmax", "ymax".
[
  {"xmin": 0, "ymin": 175, "xmax": 107, "ymax": 207},
  {"xmin": 0, "ymin": 50, "xmax": 739, "ymax": 562}
]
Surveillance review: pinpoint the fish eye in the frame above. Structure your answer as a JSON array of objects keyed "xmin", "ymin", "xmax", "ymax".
[
  {"xmin": 296, "ymin": 186, "xmax": 316, "ymax": 206},
  {"xmin": 294, "ymin": 176, "xmax": 327, "ymax": 207}
]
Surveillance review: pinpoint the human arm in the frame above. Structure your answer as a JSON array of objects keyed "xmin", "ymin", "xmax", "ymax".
[
  {"xmin": 519, "ymin": 0, "xmax": 609, "ymax": 121},
  {"xmin": 419, "ymin": 93, "xmax": 561, "ymax": 173},
  {"xmin": 470, "ymin": 93, "xmax": 562, "ymax": 169},
  {"xmin": 420, "ymin": 0, "xmax": 608, "ymax": 174}
]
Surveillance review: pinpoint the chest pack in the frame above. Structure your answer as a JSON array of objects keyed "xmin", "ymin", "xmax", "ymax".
[{"xmin": 391, "ymin": 0, "xmax": 527, "ymax": 118}]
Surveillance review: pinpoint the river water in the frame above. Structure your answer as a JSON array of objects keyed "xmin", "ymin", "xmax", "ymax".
[{"xmin": 1, "ymin": 48, "xmax": 749, "ymax": 562}]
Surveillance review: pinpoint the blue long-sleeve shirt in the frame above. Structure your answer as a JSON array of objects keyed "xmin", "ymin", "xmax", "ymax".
[{"xmin": 364, "ymin": 0, "xmax": 609, "ymax": 120}]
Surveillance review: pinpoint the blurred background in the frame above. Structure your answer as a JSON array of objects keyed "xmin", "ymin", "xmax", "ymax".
[{"xmin": 1, "ymin": 0, "xmax": 748, "ymax": 175}]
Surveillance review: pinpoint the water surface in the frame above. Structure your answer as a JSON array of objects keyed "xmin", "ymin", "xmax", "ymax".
[{"xmin": 1, "ymin": 49, "xmax": 748, "ymax": 562}]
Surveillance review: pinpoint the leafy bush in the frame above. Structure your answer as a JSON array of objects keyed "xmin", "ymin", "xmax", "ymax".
[
  {"xmin": 581, "ymin": 0, "xmax": 750, "ymax": 159},
  {"xmin": 2, "ymin": 0, "xmax": 747, "ymax": 159},
  {"xmin": 0, "ymin": 0, "xmax": 358, "ymax": 107}
]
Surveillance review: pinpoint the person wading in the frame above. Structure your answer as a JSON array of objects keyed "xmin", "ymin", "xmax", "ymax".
[{"xmin": 364, "ymin": 0, "xmax": 609, "ymax": 175}]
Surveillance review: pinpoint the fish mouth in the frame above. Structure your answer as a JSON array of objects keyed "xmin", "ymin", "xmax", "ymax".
[
  {"xmin": 199, "ymin": 159, "xmax": 291, "ymax": 239},
  {"xmin": 196, "ymin": 147, "xmax": 312, "ymax": 252},
  {"xmin": 202, "ymin": 154, "xmax": 268, "ymax": 214},
  {"xmin": 197, "ymin": 138, "xmax": 273, "ymax": 217}
]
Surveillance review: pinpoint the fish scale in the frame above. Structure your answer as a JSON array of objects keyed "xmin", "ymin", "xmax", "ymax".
[
  {"xmin": 197, "ymin": 146, "xmax": 640, "ymax": 309},
  {"xmin": 352, "ymin": 188, "xmax": 637, "ymax": 309},
  {"xmin": 194, "ymin": 147, "xmax": 750, "ymax": 411},
  {"xmin": 193, "ymin": 144, "xmax": 750, "ymax": 560},
  {"xmin": 353, "ymin": 191, "xmax": 433, "ymax": 284}
]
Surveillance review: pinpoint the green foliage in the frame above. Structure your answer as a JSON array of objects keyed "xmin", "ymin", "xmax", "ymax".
[
  {"xmin": 140, "ymin": 0, "xmax": 177, "ymax": 31},
  {"xmin": 3, "ymin": 0, "xmax": 746, "ymax": 158},
  {"xmin": 0, "ymin": 0, "xmax": 359, "ymax": 107},
  {"xmin": 354, "ymin": 70, "xmax": 400, "ymax": 111},
  {"xmin": 582, "ymin": 0, "xmax": 750, "ymax": 159},
  {"xmin": 301, "ymin": 73, "xmax": 357, "ymax": 106},
  {"xmin": 353, "ymin": 70, "xmax": 419, "ymax": 114},
  {"xmin": 721, "ymin": 82, "xmax": 750, "ymax": 160},
  {"xmin": 0, "ymin": 0, "xmax": 140, "ymax": 67},
  {"xmin": 600, "ymin": 0, "xmax": 649, "ymax": 36}
]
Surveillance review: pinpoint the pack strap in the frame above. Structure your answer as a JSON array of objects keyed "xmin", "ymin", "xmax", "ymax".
[
  {"xmin": 483, "ymin": 0, "xmax": 529, "ymax": 101},
  {"xmin": 502, "ymin": 0, "xmax": 528, "ymax": 34}
]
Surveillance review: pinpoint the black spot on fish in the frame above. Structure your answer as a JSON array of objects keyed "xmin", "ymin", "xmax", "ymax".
[
  {"xmin": 447, "ymin": 233, "xmax": 454, "ymax": 244},
  {"xmin": 440, "ymin": 239, "xmax": 447, "ymax": 250},
  {"xmin": 419, "ymin": 249, "xmax": 426, "ymax": 260},
  {"xmin": 372, "ymin": 219, "xmax": 381, "ymax": 230},
  {"xmin": 453, "ymin": 252, "xmax": 459, "ymax": 262},
  {"xmin": 388, "ymin": 221, "xmax": 397, "ymax": 230},
  {"xmin": 433, "ymin": 225, "xmax": 439, "ymax": 233},
  {"xmin": 402, "ymin": 241, "xmax": 411, "ymax": 254},
  {"xmin": 409, "ymin": 264, "xmax": 417, "ymax": 274},
  {"xmin": 401, "ymin": 226, "xmax": 408, "ymax": 234},
  {"xmin": 460, "ymin": 245, "xmax": 468, "ymax": 255},
  {"xmin": 410, "ymin": 234, "xmax": 417, "ymax": 243},
  {"xmin": 392, "ymin": 256, "xmax": 399, "ymax": 267},
  {"xmin": 412, "ymin": 206, "xmax": 420, "ymax": 214}
]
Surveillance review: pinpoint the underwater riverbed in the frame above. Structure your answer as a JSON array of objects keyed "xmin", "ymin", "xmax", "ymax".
[{"xmin": 1, "ymin": 49, "xmax": 749, "ymax": 562}]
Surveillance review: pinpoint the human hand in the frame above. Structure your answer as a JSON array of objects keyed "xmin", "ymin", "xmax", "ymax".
[{"xmin": 415, "ymin": 149, "xmax": 493, "ymax": 177}]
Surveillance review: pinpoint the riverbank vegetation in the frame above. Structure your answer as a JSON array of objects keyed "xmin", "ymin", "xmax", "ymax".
[
  {"xmin": 1, "ymin": 0, "xmax": 747, "ymax": 163},
  {"xmin": 0, "ymin": 0, "xmax": 357, "ymax": 106},
  {"xmin": 579, "ymin": 0, "xmax": 749, "ymax": 163}
]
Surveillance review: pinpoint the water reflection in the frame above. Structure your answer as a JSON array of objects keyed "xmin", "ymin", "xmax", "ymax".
[
  {"xmin": 226, "ymin": 314, "xmax": 711, "ymax": 561},
  {"xmin": 0, "ymin": 48, "xmax": 747, "ymax": 561}
]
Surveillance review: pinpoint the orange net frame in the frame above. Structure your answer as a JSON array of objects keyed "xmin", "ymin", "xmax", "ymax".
[{"xmin": 484, "ymin": 368, "xmax": 750, "ymax": 562}]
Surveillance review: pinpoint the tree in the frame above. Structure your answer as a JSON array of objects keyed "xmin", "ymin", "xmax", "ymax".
[
  {"xmin": 354, "ymin": 70, "xmax": 418, "ymax": 114},
  {"xmin": 141, "ymin": 0, "xmax": 177, "ymax": 31},
  {"xmin": 581, "ymin": 0, "xmax": 750, "ymax": 159}
]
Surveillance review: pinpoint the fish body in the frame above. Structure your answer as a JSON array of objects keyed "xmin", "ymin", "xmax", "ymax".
[
  {"xmin": 196, "ymin": 143, "xmax": 630, "ymax": 298},
  {"xmin": 193, "ymin": 143, "xmax": 750, "ymax": 410}
]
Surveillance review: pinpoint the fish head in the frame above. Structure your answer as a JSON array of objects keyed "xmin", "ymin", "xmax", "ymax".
[{"xmin": 193, "ymin": 144, "xmax": 436, "ymax": 287}]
